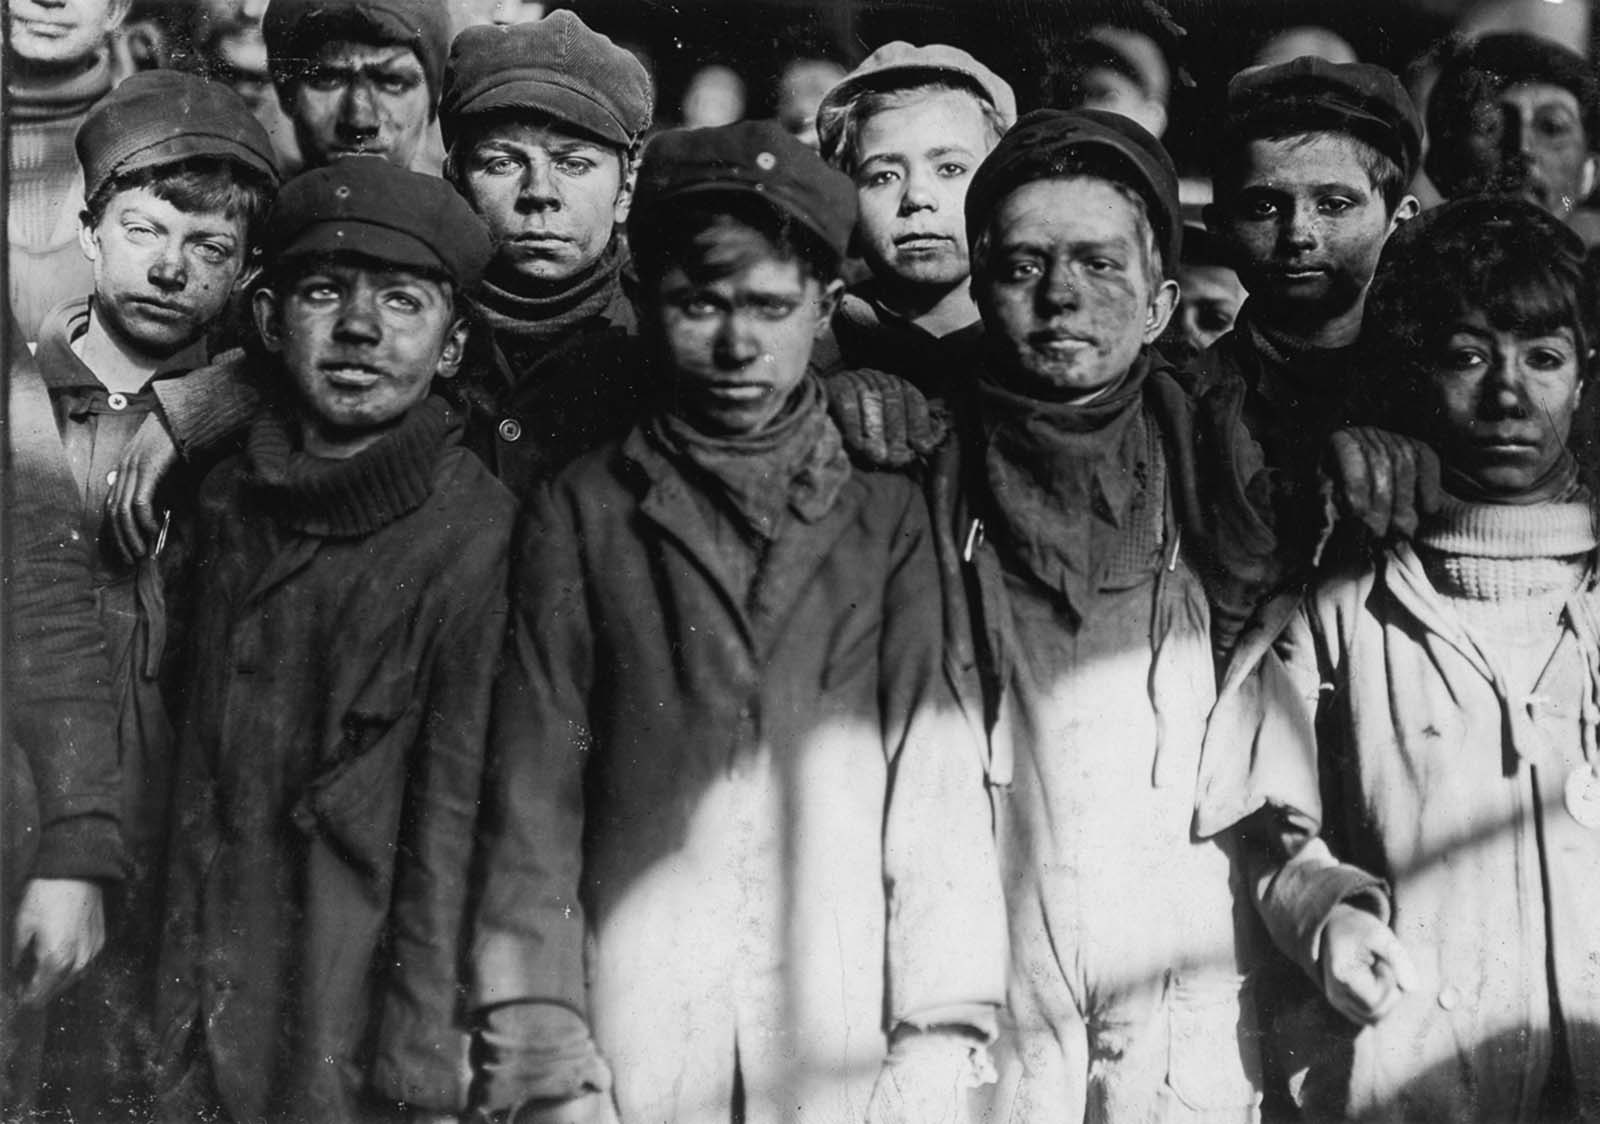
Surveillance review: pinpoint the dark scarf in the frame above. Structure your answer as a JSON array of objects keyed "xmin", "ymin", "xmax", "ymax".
[
  {"xmin": 246, "ymin": 396, "xmax": 454, "ymax": 538},
  {"xmin": 1239, "ymin": 304, "xmax": 1361, "ymax": 432},
  {"xmin": 647, "ymin": 376, "xmax": 851, "ymax": 541},
  {"xmin": 477, "ymin": 239, "xmax": 625, "ymax": 367},
  {"xmin": 977, "ymin": 354, "xmax": 1167, "ymax": 619},
  {"xmin": 8, "ymin": 49, "xmax": 111, "ymax": 122}
]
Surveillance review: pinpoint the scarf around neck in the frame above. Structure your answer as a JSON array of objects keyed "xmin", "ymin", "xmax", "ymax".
[
  {"xmin": 977, "ymin": 354, "xmax": 1166, "ymax": 619},
  {"xmin": 647, "ymin": 376, "xmax": 851, "ymax": 541},
  {"xmin": 477, "ymin": 238, "xmax": 625, "ymax": 360},
  {"xmin": 246, "ymin": 396, "xmax": 454, "ymax": 538}
]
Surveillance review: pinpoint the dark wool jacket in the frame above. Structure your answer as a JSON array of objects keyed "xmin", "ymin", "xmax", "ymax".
[
  {"xmin": 3, "ymin": 325, "xmax": 123, "ymax": 900},
  {"xmin": 808, "ymin": 284, "xmax": 986, "ymax": 404},
  {"xmin": 929, "ymin": 348, "xmax": 1282, "ymax": 743},
  {"xmin": 157, "ymin": 397, "xmax": 515, "ymax": 1120}
]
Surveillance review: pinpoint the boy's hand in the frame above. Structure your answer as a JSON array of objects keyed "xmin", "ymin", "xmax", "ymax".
[
  {"xmin": 824, "ymin": 369, "xmax": 947, "ymax": 468},
  {"xmin": 1323, "ymin": 427, "xmax": 1442, "ymax": 541},
  {"xmin": 507, "ymin": 1092, "xmax": 619, "ymax": 1124},
  {"xmin": 865, "ymin": 1032, "xmax": 985, "ymax": 1124},
  {"xmin": 108, "ymin": 413, "xmax": 179, "ymax": 561},
  {"xmin": 1318, "ymin": 903, "xmax": 1418, "ymax": 1026},
  {"xmin": 12, "ymin": 878, "xmax": 105, "ymax": 1008}
]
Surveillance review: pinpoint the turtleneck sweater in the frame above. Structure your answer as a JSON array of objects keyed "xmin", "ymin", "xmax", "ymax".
[
  {"xmin": 8, "ymin": 51, "xmax": 111, "ymax": 338},
  {"xmin": 1415, "ymin": 485, "xmax": 1599, "ymax": 694}
]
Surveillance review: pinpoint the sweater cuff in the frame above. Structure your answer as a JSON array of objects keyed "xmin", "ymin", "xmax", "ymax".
[
  {"xmin": 152, "ymin": 350, "xmax": 260, "ymax": 457},
  {"xmin": 473, "ymin": 1001, "xmax": 611, "ymax": 1113},
  {"xmin": 30, "ymin": 814, "xmax": 126, "ymax": 882},
  {"xmin": 896, "ymin": 1003, "xmax": 999, "ymax": 1043},
  {"xmin": 1262, "ymin": 837, "xmax": 1389, "ymax": 981}
]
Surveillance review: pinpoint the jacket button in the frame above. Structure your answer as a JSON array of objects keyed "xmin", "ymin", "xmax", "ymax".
[
  {"xmin": 498, "ymin": 418, "xmax": 523, "ymax": 442},
  {"xmin": 107, "ymin": 392, "xmax": 128, "ymax": 410},
  {"xmin": 1437, "ymin": 985, "xmax": 1460, "ymax": 1011}
]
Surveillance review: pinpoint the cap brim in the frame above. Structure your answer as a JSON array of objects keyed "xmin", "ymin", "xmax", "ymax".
[
  {"xmin": 112, "ymin": 134, "xmax": 279, "ymax": 186},
  {"xmin": 274, "ymin": 220, "xmax": 449, "ymax": 279},
  {"xmin": 452, "ymin": 82, "xmax": 630, "ymax": 149}
]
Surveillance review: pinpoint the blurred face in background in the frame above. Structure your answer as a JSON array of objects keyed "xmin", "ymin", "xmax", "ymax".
[
  {"xmin": 1459, "ymin": 81, "xmax": 1596, "ymax": 219},
  {"xmin": 8, "ymin": 0, "xmax": 128, "ymax": 66},
  {"xmin": 1174, "ymin": 261, "xmax": 1246, "ymax": 352},
  {"xmin": 681, "ymin": 65, "xmax": 746, "ymax": 129}
]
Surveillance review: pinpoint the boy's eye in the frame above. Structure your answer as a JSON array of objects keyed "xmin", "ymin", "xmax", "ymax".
[
  {"xmin": 1441, "ymin": 347, "xmax": 1487, "ymax": 372},
  {"xmin": 1535, "ymin": 112, "xmax": 1578, "ymax": 142},
  {"xmin": 478, "ymin": 155, "xmax": 520, "ymax": 176},
  {"xmin": 1526, "ymin": 345, "xmax": 1572, "ymax": 370},
  {"xmin": 374, "ymin": 74, "xmax": 414, "ymax": 96},
  {"xmin": 382, "ymin": 291, "xmax": 423, "ymax": 312},
  {"xmin": 1083, "ymin": 257, "xmax": 1120, "ymax": 274},
  {"xmin": 305, "ymin": 70, "xmax": 347, "ymax": 93},
  {"xmin": 1001, "ymin": 259, "xmax": 1042, "ymax": 282},
  {"xmin": 1318, "ymin": 196, "xmax": 1355, "ymax": 215},
  {"xmin": 124, "ymin": 223, "xmax": 157, "ymax": 243},
  {"xmin": 861, "ymin": 169, "xmax": 899, "ymax": 189},
  {"xmin": 680, "ymin": 295, "xmax": 722, "ymax": 318},
  {"xmin": 1242, "ymin": 197, "xmax": 1278, "ymax": 220},
  {"xmin": 297, "ymin": 281, "xmax": 341, "ymax": 303},
  {"xmin": 556, "ymin": 157, "xmax": 595, "ymax": 176},
  {"xmin": 193, "ymin": 242, "xmax": 232, "ymax": 264},
  {"xmin": 748, "ymin": 297, "xmax": 799, "ymax": 321},
  {"xmin": 936, "ymin": 162, "xmax": 969, "ymax": 178}
]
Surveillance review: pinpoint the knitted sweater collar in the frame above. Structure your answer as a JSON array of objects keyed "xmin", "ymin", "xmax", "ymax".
[
  {"xmin": 1415, "ymin": 484, "xmax": 1599, "ymax": 603},
  {"xmin": 477, "ymin": 238, "xmax": 624, "ymax": 356},
  {"xmin": 8, "ymin": 50, "xmax": 112, "ymax": 122},
  {"xmin": 246, "ymin": 396, "xmax": 455, "ymax": 538}
]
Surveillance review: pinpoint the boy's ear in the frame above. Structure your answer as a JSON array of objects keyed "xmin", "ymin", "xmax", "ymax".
[
  {"xmin": 612, "ymin": 150, "xmax": 639, "ymax": 225},
  {"xmin": 1388, "ymin": 194, "xmax": 1421, "ymax": 235},
  {"xmin": 1582, "ymin": 154, "xmax": 1597, "ymax": 202},
  {"xmin": 434, "ymin": 316, "xmax": 470, "ymax": 381},
  {"xmin": 813, "ymin": 278, "xmax": 844, "ymax": 339},
  {"xmin": 1142, "ymin": 278, "xmax": 1180, "ymax": 345},
  {"xmin": 252, "ymin": 286, "xmax": 286, "ymax": 353},
  {"xmin": 77, "ymin": 212, "xmax": 100, "ymax": 265}
]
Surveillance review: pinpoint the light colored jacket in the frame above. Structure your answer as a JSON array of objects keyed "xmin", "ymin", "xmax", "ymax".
[{"xmin": 1200, "ymin": 544, "xmax": 1600, "ymax": 1122}]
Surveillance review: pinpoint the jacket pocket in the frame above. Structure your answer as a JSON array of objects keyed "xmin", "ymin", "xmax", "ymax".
[
  {"xmin": 1164, "ymin": 971, "xmax": 1263, "ymax": 1118},
  {"xmin": 291, "ymin": 703, "xmax": 418, "ymax": 898}
]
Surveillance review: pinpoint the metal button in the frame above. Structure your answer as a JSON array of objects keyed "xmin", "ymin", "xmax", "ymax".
[
  {"xmin": 1437, "ymin": 985, "xmax": 1460, "ymax": 1011},
  {"xmin": 107, "ymin": 392, "xmax": 128, "ymax": 410},
  {"xmin": 498, "ymin": 418, "xmax": 523, "ymax": 442},
  {"xmin": 105, "ymin": 469, "xmax": 118, "ymax": 487}
]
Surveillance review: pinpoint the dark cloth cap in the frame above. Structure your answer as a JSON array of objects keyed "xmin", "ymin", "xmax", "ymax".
[
  {"xmin": 630, "ymin": 120, "xmax": 858, "ymax": 260},
  {"xmin": 1425, "ymin": 33, "xmax": 1599, "ymax": 190},
  {"xmin": 76, "ymin": 70, "xmax": 280, "ymax": 202},
  {"xmin": 1225, "ymin": 57, "xmax": 1423, "ymax": 180},
  {"xmin": 439, "ymin": 12, "xmax": 653, "ymax": 151},
  {"xmin": 264, "ymin": 158, "xmax": 493, "ymax": 288},
  {"xmin": 965, "ymin": 107, "xmax": 1180, "ymax": 270},
  {"xmin": 263, "ymin": 0, "xmax": 451, "ymax": 106}
]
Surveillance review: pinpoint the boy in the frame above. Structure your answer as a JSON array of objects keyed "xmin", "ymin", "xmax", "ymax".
[
  {"xmin": 1202, "ymin": 58, "xmax": 1423, "ymax": 553},
  {"xmin": 1202, "ymin": 195, "xmax": 1600, "ymax": 1122},
  {"xmin": 28, "ymin": 67, "xmax": 278, "ymax": 1121},
  {"xmin": 469, "ymin": 120, "xmax": 1007, "ymax": 1124},
  {"xmin": 947, "ymin": 108, "xmax": 1275, "ymax": 1122},
  {"xmin": 156, "ymin": 159, "xmax": 509, "ymax": 1123}
]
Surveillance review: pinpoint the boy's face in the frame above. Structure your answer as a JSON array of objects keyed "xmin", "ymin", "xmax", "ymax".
[
  {"xmin": 78, "ymin": 186, "xmax": 249, "ymax": 359},
  {"xmin": 457, "ymin": 118, "xmax": 630, "ymax": 286},
  {"xmin": 1459, "ymin": 82, "xmax": 1596, "ymax": 219},
  {"xmin": 852, "ymin": 88, "xmax": 992, "ymax": 297},
  {"xmin": 254, "ymin": 259, "xmax": 467, "ymax": 454},
  {"xmin": 977, "ymin": 176, "xmax": 1177, "ymax": 400},
  {"xmin": 654, "ymin": 250, "xmax": 839, "ymax": 436},
  {"xmin": 290, "ymin": 40, "xmax": 431, "ymax": 168},
  {"xmin": 9, "ymin": 0, "xmax": 125, "ymax": 66},
  {"xmin": 1421, "ymin": 309, "xmax": 1582, "ymax": 502},
  {"xmin": 1175, "ymin": 261, "xmax": 1245, "ymax": 352},
  {"xmin": 1209, "ymin": 134, "xmax": 1410, "ymax": 326}
]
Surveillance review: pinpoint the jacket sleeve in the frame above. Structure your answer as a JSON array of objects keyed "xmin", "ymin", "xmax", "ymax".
[
  {"xmin": 4, "ymin": 329, "xmax": 123, "ymax": 887},
  {"xmin": 878, "ymin": 482, "xmax": 1008, "ymax": 1037},
  {"xmin": 469, "ymin": 482, "xmax": 609, "ymax": 1109},
  {"xmin": 150, "ymin": 348, "xmax": 264, "ymax": 457},
  {"xmin": 1229, "ymin": 602, "xmax": 1389, "ymax": 984},
  {"xmin": 371, "ymin": 514, "xmax": 514, "ymax": 1110}
]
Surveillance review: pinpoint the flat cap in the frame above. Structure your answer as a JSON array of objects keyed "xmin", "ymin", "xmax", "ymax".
[
  {"xmin": 966, "ymin": 107, "xmax": 1180, "ymax": 271},
  {"xmin": 816, "ymin": 42, "xmax": 1016, "ymax": 165},
  {"xmin": 1425, "ymin": 33, "xmax": 1600, "ymax": 191},
  {"xmin": 264, "ymin": 159, "xmax": 493, "ymax": 288},
  {"xmin": 264, "ymin": 0, "xmax": 451, "ymax": 106},
  {"xmin": 76, "ymin": 70, "xmax": 280, "ymax": 202},
  {"xmin": 630, "ymin": 120, "xmax": 858, "ymax": 261},
  {"xmin": 1225, "ymin": 57, "xmax": 1423, "ymax": 180},
  {"xmin": 440, "ymin": 12, "xmax": 653, "ymax": 151}
]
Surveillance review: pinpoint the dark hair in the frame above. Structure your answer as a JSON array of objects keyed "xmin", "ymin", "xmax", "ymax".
[
  {"xmin": 84, "ymin": 156, "xmax": 277, "ymax": 248},
  {"xmin": 631, "ymin": 195, "xmax": 840, "ymax": 290},
  {"xmin": 1213, "ymin": 123, "xmax": 1409, "ymax": 212},
  {"xmin": 1357, "ymin": 195, "xmax": 1597, "ymax": 425}
]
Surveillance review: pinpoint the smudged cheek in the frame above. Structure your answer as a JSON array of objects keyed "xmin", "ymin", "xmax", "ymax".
[{"xmin": 1078, "ymin": 275, "xmax": 1148, "ymax": 346}]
